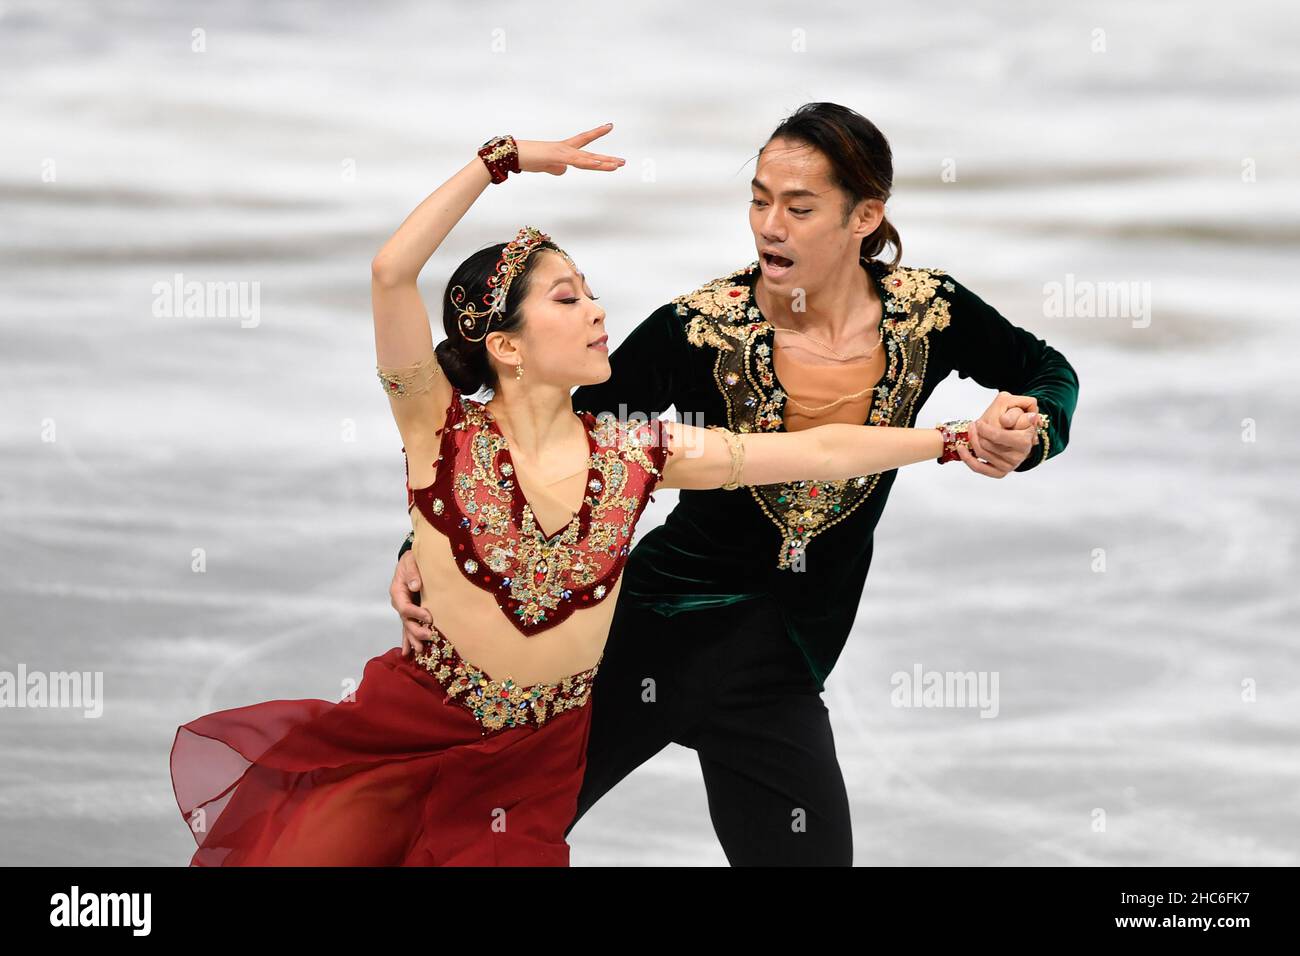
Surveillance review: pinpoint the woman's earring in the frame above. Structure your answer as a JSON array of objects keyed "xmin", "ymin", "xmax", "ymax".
[{"xmin": 515, "ymin": 361, "xmax": 524, "ymax": 381}]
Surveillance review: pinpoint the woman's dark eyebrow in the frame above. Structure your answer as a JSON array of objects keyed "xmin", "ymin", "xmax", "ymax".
[{"xmin": 548, "ymin": 271, "xmax": 589, "ymax": 291}]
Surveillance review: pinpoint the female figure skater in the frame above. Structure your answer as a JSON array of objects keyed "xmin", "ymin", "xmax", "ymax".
[{"xmin": 169, "ymin": 124, "xmax": 1002, "ymax": 866}]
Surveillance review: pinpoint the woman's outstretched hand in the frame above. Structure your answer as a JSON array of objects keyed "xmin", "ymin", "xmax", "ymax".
[{"xmin": 515, "ymin": 123, "xmax": 626, "ymax": 176}]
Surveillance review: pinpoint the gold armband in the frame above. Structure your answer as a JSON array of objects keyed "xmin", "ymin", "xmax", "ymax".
[
  {"xmin": 377, "ymin": 353, "xmax": 441, "ymax": 397},
  {"xmin": 707, "ymin": 424, "xmax": 746, "ymax": 490}
]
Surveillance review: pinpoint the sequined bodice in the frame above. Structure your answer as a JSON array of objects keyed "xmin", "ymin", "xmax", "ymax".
[{"xmin": 406, "ymin": 388, "xmax": 673, "ymax": 636}]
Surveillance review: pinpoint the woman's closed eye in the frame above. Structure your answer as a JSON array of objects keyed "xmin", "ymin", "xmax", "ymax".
[{"xmin": 560, "ymin": 295, "xmax": 599, "ymax": 304}]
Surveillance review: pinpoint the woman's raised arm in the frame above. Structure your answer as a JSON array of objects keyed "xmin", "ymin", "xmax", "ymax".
[
  {"xmin": 370, "ymin": 126, "xmax": 625, "ymax": 482},
  {"xmin": 370, "ymin": 154, "xmax": 485, "ymax": 465}
]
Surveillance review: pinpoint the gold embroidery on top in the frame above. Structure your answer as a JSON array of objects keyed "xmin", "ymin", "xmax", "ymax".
[
  {"xmin": 412, "ymin": 623, "xmax": 600, "ymax": 733},
  {"xmin": 673, "ymin": 273, "xmax": 754, "ymax": 320},
  {"xmin": 586, "ymin": 520, "xmax": 618, "ymax": 552},
  {"xmin": 439, "ymin": 397, "xmax": 665, "ymax": 627},
  {"xmin": 672, "ymin": 271, "xmax": 782, "ymax": 437},
  {"xmin": 590, "ymin": 413, "xmax": 671, "ymax": 481},
  {"xmin": 675, "ymin": 261, "xmax": 954, "ymax": 569},
  {"xmin": 685, "ymin": 317, "xmax": 736, "ymax": 352},
  {"xmin": 879, "ymin": 267, "xmax": 953, "ymax": 338}
]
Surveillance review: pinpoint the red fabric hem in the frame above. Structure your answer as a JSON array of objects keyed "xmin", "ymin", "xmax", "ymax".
[{"xmin": 170, "ymin": 645, "xmax": 592, "ymax": 866}]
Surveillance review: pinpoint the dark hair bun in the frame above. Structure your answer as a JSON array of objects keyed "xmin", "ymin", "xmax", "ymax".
[{"xmin": 435, "ymin": 338, "xmax": 483, "ymax": 394}]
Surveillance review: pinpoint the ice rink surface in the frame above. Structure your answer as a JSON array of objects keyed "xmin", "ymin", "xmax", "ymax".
[{"xmin": 1, "ymin": 0, "xmax": 1297, "ymax": 865}]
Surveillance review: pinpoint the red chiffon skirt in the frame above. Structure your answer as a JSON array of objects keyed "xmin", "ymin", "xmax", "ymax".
[{"xmin": 170, "ymin": 641, "xmax": 594, "ymax": 866}]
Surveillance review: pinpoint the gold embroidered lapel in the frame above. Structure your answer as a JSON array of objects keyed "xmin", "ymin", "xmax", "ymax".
[{"xmin": 672, "ymin": 260, "xmax": 955, "ymax": 570}]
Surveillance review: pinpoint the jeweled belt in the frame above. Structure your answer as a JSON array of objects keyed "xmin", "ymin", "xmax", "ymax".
[{"xmin": 411, "ymin": 625, "xmax": 600, "ymax": 734}]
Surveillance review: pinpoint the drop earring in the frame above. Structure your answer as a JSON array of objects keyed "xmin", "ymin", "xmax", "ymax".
[{"xmin": 515, "ymin": 360, "xmax": 524, "ymax": 381}]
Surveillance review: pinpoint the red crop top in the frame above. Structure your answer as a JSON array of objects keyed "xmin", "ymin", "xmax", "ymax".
[{"xmin": 405, "ymin": 388, "xmax": 674, "ymax": 636}]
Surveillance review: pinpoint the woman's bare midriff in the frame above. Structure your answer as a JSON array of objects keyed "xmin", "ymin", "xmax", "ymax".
[{"xmin": 409, "ymin": 505, "xmax": 618, "ymax": 687}]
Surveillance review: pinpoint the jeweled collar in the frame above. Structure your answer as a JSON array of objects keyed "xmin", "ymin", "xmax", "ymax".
[
  {"xmin": 674, "ymin": 257, "xmax": 953, "ymax": 569},
  {"xmin": 738, "ymin": 257, "xmax": 904, "ymax": 429}
]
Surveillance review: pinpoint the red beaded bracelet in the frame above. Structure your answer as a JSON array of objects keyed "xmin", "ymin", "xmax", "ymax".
[
  {"xmin": 935, "ymin": 419, "xmax": 974, "ymax": 464},
  {"xmin": 477, "ymin": 134, "xmax": 520, "ymax": 184}
]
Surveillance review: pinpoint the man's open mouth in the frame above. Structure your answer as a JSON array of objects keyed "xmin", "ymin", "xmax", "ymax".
[{"xmin": 762, "ymin": 252, "xmax": 795, "ymax": 270}]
